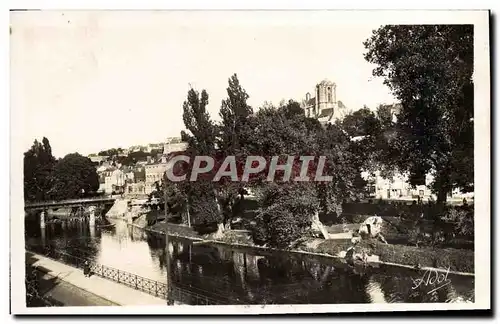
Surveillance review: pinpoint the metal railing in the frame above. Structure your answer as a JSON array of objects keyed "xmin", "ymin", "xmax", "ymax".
[
  {"xmin": 26, "ymin": 245, "xmax": 170, "ymax": 299},
  {"xmin": 25, "ymin": 245, "xmax": 230, "ymax": 305}
]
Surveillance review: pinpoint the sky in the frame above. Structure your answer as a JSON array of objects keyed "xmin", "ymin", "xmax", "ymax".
[{"xmin": 11, "ymin": 10, "xmax": 397, "ymax": 158}]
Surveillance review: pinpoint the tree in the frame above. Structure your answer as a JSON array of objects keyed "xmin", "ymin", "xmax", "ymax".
[
  {"xmin": 247, "ymin": 101, "xmax": 366, "ymax": 245},
  {"xmin": 255, "ymin": 182, "xmax": 318, "ymax": 248},
  {"xmin": 217, "ymin": 74, "xmax": 254, "ymax": 152},
  {"xmin": 364, "ymin": 25, "xmax": 474, "ymax": 204},
  {"xmin": 182, "ymin": 88, "xmax": 217, "ymax": 155},
  {"xmin": 98, "ymin": 148, "xmax": 118, "ymax": 157},
  {"xmin": 51, "ymin": 153, "xmax": 99, "ymax": 200},
  {"xmin": 341, "ymin": 107, "xmax": 380, "ymax": 138},
  {"xmin": 164, "ymin": 176, "xmax": 188, "ymax": 223},
  {"xmin": 340, "ymin": 106, "xmax": 399, "ymax": 178},
  {"xmin": 148, "ymin": 181, "xmax": 163, "ymax": 201},
  {"xmin": 179, "ymin": 88, "xmax": 221, "ymax": 228},
  {"xmin": 215, "ymin": 74, "xmax": 254, "ymax": 231},
  {"xmin": 23, "ymin": 137, "xmax": 57, "ymax": 202},
  {"xmin": 316, "ymin": 123, "xmax": 368, "ymax": 218}
]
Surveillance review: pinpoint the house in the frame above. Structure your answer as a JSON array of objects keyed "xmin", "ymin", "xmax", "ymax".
[
  {"xmin": 133, "ymin": 166, "xmax": 146, "ymax": 182},
  {"xmin": 125, "ymin": 181, "xmax": 147, "ymax": 198},
  {"xmin": 145, "ymin": 162, "xmax": 168, "ymax": 194},
  {"xmin": 99, "ymin": 168, "xmax": 126, "ymax": 195},
  {"xmin": 119, "ymin": 166, "xmax": 136, "ymax": 183},
  {"xmin": 363, "ymin": 171, "xmax": 433, "ymax": 201}
]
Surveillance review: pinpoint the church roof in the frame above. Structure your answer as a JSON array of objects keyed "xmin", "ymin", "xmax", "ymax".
[
  {"xmin": 306, "ymin": 97, "xmax": 316, "ymax": 106},
  {"xmin": 317, "ymin": 108, "xmax": 334, "ymax": 118}
]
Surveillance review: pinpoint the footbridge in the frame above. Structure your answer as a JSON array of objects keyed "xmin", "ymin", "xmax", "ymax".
[
  {"xmin": 25, "ymin": 197, "xmax": 117, "ymax": 229},
  {"xmin": 25, "ymin": 197, "xmax": 116, "ymax": 211}
]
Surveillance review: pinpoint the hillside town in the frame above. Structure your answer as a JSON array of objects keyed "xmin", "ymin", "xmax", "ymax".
[
  {"xmin": 88, "ymin": 137, "xmax": 188, "ymax": 197},
  {"xmin": 88, "ymin": 79, "xmax": 473, "ymax": 205}
]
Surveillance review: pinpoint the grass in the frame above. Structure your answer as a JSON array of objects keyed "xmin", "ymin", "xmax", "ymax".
[{"xmin": 301, "ymin": 239, "xmax": 474, "ymax": 273}]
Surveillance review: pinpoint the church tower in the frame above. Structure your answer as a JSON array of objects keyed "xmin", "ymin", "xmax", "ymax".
[
  {"xmin": 301, "ymin": 79, "xmax": 346, "ymax": 125},
  {"xmin": 316, "ymin": 79, "xmax": 336, "ymax": 112}
]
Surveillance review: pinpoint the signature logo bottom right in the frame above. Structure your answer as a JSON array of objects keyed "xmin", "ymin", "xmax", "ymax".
[{"xmin": 411, "ymin": 266, "xmax": 451, "ymax": 295}]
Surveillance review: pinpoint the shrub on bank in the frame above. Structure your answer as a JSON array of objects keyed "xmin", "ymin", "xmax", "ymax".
[
  {"xmin": 214, "ymin": 230, "xmax": 254, "ymax": 245},
  {"xmin": 307, "ymin": 239, "xmax": 474, "ymax": 273},
  {"xmin": 149, "ymin": 222, "xmax": 202, "ymax": 238}
]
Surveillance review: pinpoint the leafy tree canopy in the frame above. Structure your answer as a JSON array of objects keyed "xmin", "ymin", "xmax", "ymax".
[
  {"xmin": 24, "ymin": 137, "xmax": 57, "ymax": 202},
  {"xmin": 51, "ymin": 153, "xmax": 99, "ymax": 200},
  {"xmin": 364, "ymin": 25, "xmax": 474, "ymax": 203}
]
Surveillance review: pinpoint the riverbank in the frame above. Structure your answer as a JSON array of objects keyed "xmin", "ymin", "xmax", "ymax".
[
  {"xmin": 26, "ymin": 252, "xmax": 168, "ymax": 306},
  {"xmin": 144, "ymin": 221, "xmax": 475, "ymax": 275},
  {"xmin": 299, "ymin": 239, "xmax": 475, "ymax": 275}
]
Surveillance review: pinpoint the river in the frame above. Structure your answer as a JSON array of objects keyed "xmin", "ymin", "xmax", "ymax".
[{"xmin": 24, "ymin": 218, "xmax": 475, "ymax": 305}]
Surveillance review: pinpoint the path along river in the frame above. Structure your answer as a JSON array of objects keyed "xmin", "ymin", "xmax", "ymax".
[{"xmin": 25, "ymin": 217, "xmax": 474, "ymax": 305}]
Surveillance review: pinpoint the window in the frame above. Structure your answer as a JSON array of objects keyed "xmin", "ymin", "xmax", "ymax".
[
  {"xmin": 327, "ymin": 87, "xmax": 332, "ymax": 102},
  {"xmin": 419, "ymin": 190, "xmax": 424, "ymax": 196}
]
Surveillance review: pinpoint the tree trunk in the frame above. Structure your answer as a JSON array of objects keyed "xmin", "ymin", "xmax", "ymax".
[
  {"xmin": 214, "ymin": 222, "xmax": 225, "ymax": 239},
  {"xmin": 436, "ymin": 189, "xmax": 448, "ymax": 206},
  {"xmin": 186, "ymin": 202, "xmax": 191, "ymax": 228},
  {"xmin": 311, "ymin": 210, "xmax": 330, "ymax": 239}
]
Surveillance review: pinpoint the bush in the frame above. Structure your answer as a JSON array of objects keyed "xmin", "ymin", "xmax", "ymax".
[
  {"xmin": 254, "ymin": 206, "xmax": 310, "ymax": 249},
  {"xmin": 252, "ymin": 183, "xmax": 317, "ymax": 248},
  {"xmin": 251, "ymin": 212, "xmax": 269, "ymax": 246},
  {"xmin": 216, "ymin": 231, "xmax": 254, "ymax": 245},
  {"xmin": 442, "ymin": 208, "xmax": 474, "ymax": 237}
]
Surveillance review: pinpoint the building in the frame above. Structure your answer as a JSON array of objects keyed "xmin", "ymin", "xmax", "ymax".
[
  {"xmin": 88, "ymin": 155, "xmax": 107, "ymax": 165},
  {"xmin": 133, "ymin": 166, "xmax": 146, "ymax": 182},
  {"xmin": 364, "ymin": 171, "xmax": 474, "ymax": 203},
  {"xmin": 141, "ymin": 139, "xmax": 188, "ymax": 194},
  {"xmin": 163, "ymin": 138, "xmax": 188, "ymax": 155},
  {"xmin": 145, "ymin": 163, "xmax": 168, "ymax": 194},
  {"xmin": 125, "ymin": 181, "xmax": 147, "ymax": 198},
  {"xmin": 364, "ymin": 171, "xmax": 433, "ymax": 201},
  {"xmin": 119, "ymin": 166, "xmax": 135, "ymax": 183},
  {"xmin": 358, "ymin": 102, "xmax": 473, "ymax": 203},
  {"xmin": 301, "ymin": 79, "xmax": 349, "ymax": 125},
  {"xmin": 147, "ymin": 143, "xmax": 164, "ymax": 153},
  {"xmin": 98, "ymin": 168, "xmax": 126, "ymax": 195}
]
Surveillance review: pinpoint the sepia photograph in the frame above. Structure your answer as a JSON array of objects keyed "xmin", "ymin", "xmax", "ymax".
[{"xmin": 9, "ymin": 8, "xmax": 491, "ymax": 315}]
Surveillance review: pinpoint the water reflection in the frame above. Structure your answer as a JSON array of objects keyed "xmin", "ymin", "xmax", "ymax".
[
  {"xmin": 25, "ymin": 218, "xmax": 475, "ymax": 305},
  {"xmin": 366, "ymin": 277, "xmax": 387, "ymax": 303},
  {"xmin": 40, "ymin": 227, "xmax": 46, "ymax": 248}
]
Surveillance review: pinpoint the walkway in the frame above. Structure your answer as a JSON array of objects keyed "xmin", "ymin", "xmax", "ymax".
[
  {"xmin": 28, "ymin": 252, "xmax": 168, "ymax": 306},
  {"xmin": 30, "ymin": 269, "xmax": 118, "ymax": 306}
]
